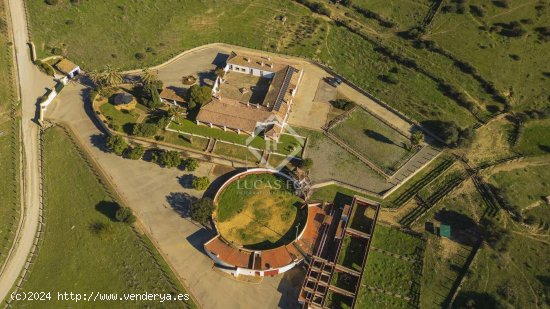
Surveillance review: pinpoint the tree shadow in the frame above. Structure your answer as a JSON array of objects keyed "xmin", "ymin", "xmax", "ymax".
[
  {"xmin": 178, "ymin": 174, "xmax": 195, "ymax": 189},
  {"xmin": 452, "ymin": 291, "xmax": 502, "ymax": 309},
  {"xmin": 165, "ymin": 192, "xmax": 198, "ymax": 218},
  {"xmin": 95, "ymin": 200, "xmax": 121, "ymax": 221},
  {"xmin": 364, "ymin": 129, "xmax": 395, "ymax": 145},
  {"xmin": 80, "ymin": 86, "xmax": 111, "ymax": 134},
  {"xmin": 434, "ymin": 209, "xmax": 480, "ymax": 246},
  {"xmin": 89, "ymin": 133, "xmax": 110, "ymax": 153},
  {"xmin": 538, "ymin": 144, "xmax": 550, "ymax": 153}
]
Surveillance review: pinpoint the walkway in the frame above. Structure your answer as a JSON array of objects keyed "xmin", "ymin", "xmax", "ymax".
[{"xmin": 0, "ymin": 0, "xmax": 54, "ymax": 302}]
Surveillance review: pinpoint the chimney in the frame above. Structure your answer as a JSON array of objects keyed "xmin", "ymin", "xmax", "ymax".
[
  {"xmin": 260, "ymin": 62, "xmax": 264, "ymax": 66},
  {"xmin": 244, "ymin": 57, "xmax": 250, "ymax": 63},
  {"xmin": 268, "ymin": 63, "xmax": 273, "ymax": 68}
]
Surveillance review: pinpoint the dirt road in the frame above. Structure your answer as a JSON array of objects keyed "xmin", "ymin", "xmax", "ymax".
[{"xmin": 0, "ymin": 0, "xmax": 53, "ymax": 303}]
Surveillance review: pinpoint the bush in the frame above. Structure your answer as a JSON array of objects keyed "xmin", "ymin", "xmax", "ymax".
[
  {"xmin": 106, "ymin": 135, "xmax": 128, "ymax": 156},
  {"xmin": 89, "ymin": 221, "xmax": 113, "ymax": 239},
  {"xmin": 115, "ymin": 207, "xmax": 136, "ymax": 224},
  {"xmin": 480, "ymin": 217, "xmax": 511, "ymax": 252},
  {"xmin": 185, "ymin": 158, "xmax": 199, "ymax": 171},
  {"xmin": 331, "ymin": 99, "xmax": 355, "ymax": 111},
  {"xmin": 188, "ymin": 85, "xmax": 212, "ymax": 108},
  {"xmin": 190, "ymin": 198, "xmax": 215, "ymax": 226},
  {"xmin": 192, "ymin": 176, "xmax": 210, "ymax": 191},
  {"xmin": 126, "ymin": 144, "xmax": 145, "ymax": 160},
  {"xmin": 132, "ymin": 123, "xmax": 159, "ymax": 137},
  {"xmin": 469, "ymin": 5, "xmax": 486, "ymax": 17},
  {"xmin": 45, "ymin": 0, "xmax": 59, "ymax": 5},
  {"xmin": 159, "ymin": 150, "xmax": 182, "ymax": 168},
  {"xmin": 135, "ymin": 52, "xmax": 146, "ymax": 60}
]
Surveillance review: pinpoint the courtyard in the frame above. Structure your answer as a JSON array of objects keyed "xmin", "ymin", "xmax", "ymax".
[{"xmin": 219, "ymin": 72, "xmax": 271, "ymax": 104}]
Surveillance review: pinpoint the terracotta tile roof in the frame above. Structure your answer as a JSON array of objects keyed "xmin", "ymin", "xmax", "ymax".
[
  {"xmin": 204, "ymin": 236, "xmax": 252, "ymax": 268},
  {"xmin": 55, "ymin": 58, "xmax": 79, "ymax": 75},
  {"xmin": 296, "ymin": 204, "xmax": 328, "ymax": 255},
  {"xmin": 261, "ymin": 246, "xmax": 295, "ymax": 270},
  {"xmin": 160, "ymin": 87, "xmax": 186, "ymax": 102},
  {"xmin": 196, "ymin": 97, "xmax": 280, "ymax": 133}
]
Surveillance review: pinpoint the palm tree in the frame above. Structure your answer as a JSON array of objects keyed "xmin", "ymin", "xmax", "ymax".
[
  {"xmin": 88, "ymin": 70, "xmax": 104, "ymax": 88},
  {"xmin": 103, "ymin": 65, "xmax": 123, "ymax": 87},
  {"xmin": 141, "ymin": 69, "xmax": 158, "ymax": 86}
]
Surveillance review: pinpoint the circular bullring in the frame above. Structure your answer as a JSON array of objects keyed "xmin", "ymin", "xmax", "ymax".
[{"xmin": 213, "ymin": 169, "xmax": 307, "ymax": 250}]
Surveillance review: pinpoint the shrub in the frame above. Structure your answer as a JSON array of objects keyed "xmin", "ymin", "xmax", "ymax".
[
  {"xmin": 89, "ymin": 221, "xmax": 113, "ymax": 239},
  {"xmin": 185, "ymin": 158, "xmax": 199, "ymax": 171},
  {"xmin": 45, "ymin": 0, "xmax": 59, "ymax": 5},
  {"xmin": 331, "ymin": 99, "xmax": 355, "ymax": 111},
  {"xmin": 159, "ymin": 150, "xmax": 182, "ymax": 168},
  {"xmin": 132, "ymin": 123, "xmax": 159, "ymax": 137},
  {"xmin": 126, "ymin": 144, "xmax": 145, "ymax": 160},
  {"xmin": 115, "ymin": 207, "xmax": 136, "ymax": 224},
  {"xmin": 106, "ymin": 135, "xmax": 128, "ymax": 156},
  {"xmin": 192, "ymin": 176, "xmax": 210, "ymax": 191},
  {"xmin": 135, "ymin": 52, "xmax": 146, "ymax": 60},
  {"xmin": 469, "ymin": 5, "xmax": 486, "ymax": 17},
  {"xmin": 190, "ymin": 198, "xmax": 215, "ymax": 226},
  {"xmin": 480, "ymin": 217, "xmax": 511, "ymax": 252}
]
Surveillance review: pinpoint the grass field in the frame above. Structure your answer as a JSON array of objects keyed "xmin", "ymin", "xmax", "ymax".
[
  {"xmin": 215, "ymin": 173, "xmax": 305, "ymax": 249},
  {"xmin": 0, "ymin": 1, "xmax": 20, "ymax": 268},
  {"xmin": 516, "ymin": 118, "xmax": 550, "ymax": 155},
  {"xmin": 310, "ymin": 184, "xmax": 382, "ymax": 206},
  {"xmin": 370, "ymin": 225, "xmax": 424, "ymax": 258},
  {"xmin": 488, "ymin": 163, "xmax": 550, "ymax": 210},
  {"xmin": 15, "ymin": 127, "xmax": 195, "ymax": 308},
  {"xmin": 212, "ymin": 142, "xmax": 259, "ymax": 163},
  {"xmin": 331, "ymin": 108, "xmax": 412, "ymax": 173},
  {"xmin": 362, "ymin": 251, "xmax": 416, "ymax": 295},
  {"xmin": 466, "ymin": 117, "xmax": 515, "ymax": 165},
  {"xmin": 159, "ymin": 130, "xmax": 209, "ymax": 152},
  {"xmin": 429, "ymin": 1, "xmax": 550, "ymax": 112},
  {"xmin": 337, "ymin": 235, "xmax": 367, "ymax": 272}
]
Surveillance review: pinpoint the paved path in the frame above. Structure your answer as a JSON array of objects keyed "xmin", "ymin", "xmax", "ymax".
[
  {"xmin": 0, "ymin": 0, "xmax": 54, "ymax": 303},
  {"xmin": 45, "ymin": 82, "xmax": 304, "ymax": 308}
]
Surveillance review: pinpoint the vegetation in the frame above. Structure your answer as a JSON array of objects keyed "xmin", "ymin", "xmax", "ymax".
[
  {"xmin": 190, "ymin": 198, "xmax": 215, "ymax": 226},
  {"xmin": 188, "ymin": 85, "xmax": 212, "ymax": 109},
  {"xmin": 115, "ymin": 206, "xmax": 137, "ymax": 224},
  {"xmin": 0, "ymin": 0, "xmax": 20, "ymax": 268},
  {"xmin": 126, "ymin": 144, "xmax": 144, "ymax": 160},
  {"xmin": 15, "ymin": 127, "xmax": 195, "ymax": 308},
  {"xmin": 106, "ymin": 134, "xmax": 128, "ymax": 156},
  {"xmin": 184, "ymin": 158, "xmax": 199, "ymax": 171},
  {"xmin": 330, "ymin": 98, "xmax": 355, "ymax": 111},
  {"xmin": 192, "ymin": 176, "xmax": 210, "ymax": 191},
  {"xmin": 158, "ymin": 150, "xmax": 182, "ymax": 168},
  {"xmin": 331, "ymin": 108, "xmax": 412, "ymax": 172}
]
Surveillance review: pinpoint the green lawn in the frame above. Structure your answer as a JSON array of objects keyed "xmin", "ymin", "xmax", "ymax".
[
  {"xmin": 15, "ymin": 127, "xmax": 196, "ymax": 308},
  {"xmin": 212, "ymin": 141, "xmax": 259, "ymax": 163},
  {"xmin": 331, "ymin": 108, "xmax": 413, "ymax": 173},
  {"xmin": 159, "ymin": 130, "xmax": 209, "ymax": 152},
  {"xmin": 362, "ymin": 251, "xmax": 417, "ymax": 294},
  {"xmin": 371, "ymin": 225, "xmax": 424, "ymax": 258},
  {"xmin": 169, "ymin": 117, "xmax": 302, "ymax": 155},
  {"xmin": 99, "ymin": 102, "xmax": 140, "ymax": 134},
  {"xmin": 516, "ymin": 118, "xmax": 550, "ymax": 155},
  {"xmin": 356, "ymin": 289, "xmax": 414, "ymax": 309},
  {"xmin": 0, "ymin": 1, "xmax": 20, "ymax": 268}
]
